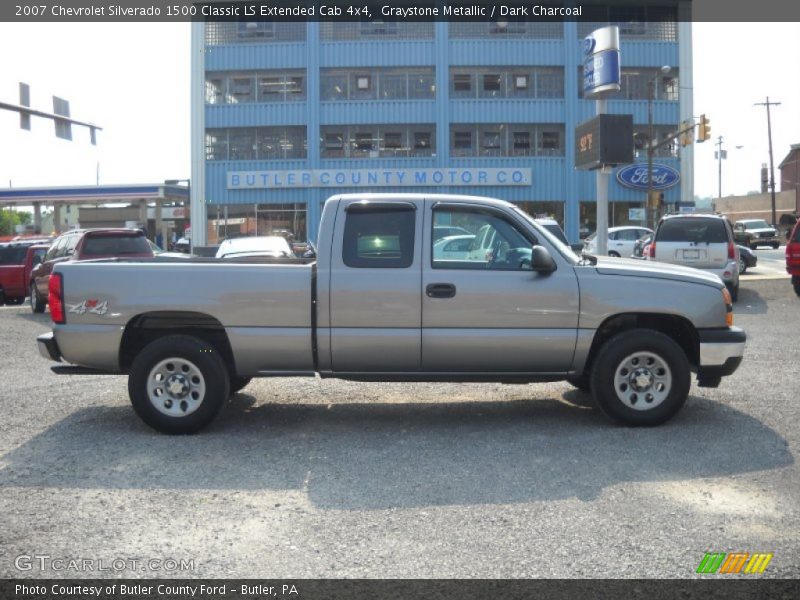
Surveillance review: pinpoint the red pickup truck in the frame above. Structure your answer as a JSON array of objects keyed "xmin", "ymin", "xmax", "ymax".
[
  {"xmin": 30, "ymin": 228, "xmax": 153, "ymax": 313},
  {"xmin": 0, "ymin": 241, "xmax": 51, "ymax": 305},
  {"xmin": 787, "ymin": 221, "xmax": 800, "ymax": 297}
]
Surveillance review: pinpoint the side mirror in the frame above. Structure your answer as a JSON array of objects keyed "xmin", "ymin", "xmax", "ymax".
[{"xmin": 530, "ymin": 245, "xmax": 557, "ymax": 274}]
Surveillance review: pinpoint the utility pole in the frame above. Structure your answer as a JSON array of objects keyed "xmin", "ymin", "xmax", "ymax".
[
  {"xmin": 754, "ymin": 97, "xmax": 781, "ymax": 226},
  {"xmin": 715, "ymin": 136, "xmax": 724, "ymax": 199}
]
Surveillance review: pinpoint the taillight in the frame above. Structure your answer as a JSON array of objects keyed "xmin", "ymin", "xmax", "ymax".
[
  {"xmin": 648, "ymin": 242, "xmax": 656, "ymax": 258},
  {"xmin": 727, "ymin": 240, "xmax": 735, "ymax": 259},
  {"xmin": 49, "ymin": 272, "xmax": 65, "ymax": 324}
]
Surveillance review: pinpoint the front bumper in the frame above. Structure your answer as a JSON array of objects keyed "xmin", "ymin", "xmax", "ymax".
[
  {"xmin": 696, "ymin": 327, "xmax": 745, "ymax": 384},
  {"xmin": 37, "ymin": 332, "xmax": 62, "ymax": 362}
]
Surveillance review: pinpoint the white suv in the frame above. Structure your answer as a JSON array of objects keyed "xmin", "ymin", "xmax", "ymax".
[{"xmin": 648, "ymin": 214, "xmax": 740, "ymax": 301}]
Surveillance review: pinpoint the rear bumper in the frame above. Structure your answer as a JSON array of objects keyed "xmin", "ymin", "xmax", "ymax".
[
  {"xmin": 697, "ymin": 327, "xmax": 745, "ymax": 382},
  {"xmin": 37, "ymin": 332, "xmax": 62, "ymax": 362}
]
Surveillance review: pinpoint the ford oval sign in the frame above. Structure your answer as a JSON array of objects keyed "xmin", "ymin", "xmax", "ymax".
[{"xmin": 616, "ymin": 164, "xmax": 681, "ymax": 191}]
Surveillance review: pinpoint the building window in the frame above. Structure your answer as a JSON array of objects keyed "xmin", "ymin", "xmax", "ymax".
[
  {"xmin": 321, "ymin": 125, "xmax": 435, "ymax": 159},
  {"xmin": 205, "ymin": 127, "xmax": 307, "ymax": 161},
  {"xmin": 481, "ymin": 74, "xmax": 503, "ymax": 98},
  {"xmin": 450, "ymin": 22, "xmax": 561, "ymax": 39},
  {"xmin": 320, "ymin": 21, "xmax": 433, "ymax": 40},
  {"xmin": 452, "ymin": 74, "xmax": 472, "ymax": 96},
  {"xmin": 450, "ymin": 124, "xmax": 564, "ymax": 157},
  {"xmin": 237, "ymin": 22, "xmax": 275, "ymax": 39},
  {"xmin": 453, "ymin": 130, "xmax": 473, "ymax": 156},
  {"xmin": 481, "ymin": 130, "xmax": 502, "ymax": 156},
  {"xmin": 321, "ymin": 68, "xmax": 435, "ymax": 101},
  {"xmin": 257, "ymin": 74, "xmax": 305, "ymax": 102},
  {"xmin": 579, "ymin": 68, "xmax": 679, "ymax": 100},
  {"xmin": 512, "ymin": 131, "xmax": 532, "ymax": 155},
  {"xmin": 360, "ymin": 19, "xmax": 399, "ymax": 36},
  {"xmin": 228, "ymin": 76, "xmax": 254, "ymax": 103},
  {"xmin": 205, "ymin": 78, "xmax": 223, "ymax": 104},
  {"xmin": 451, "ymin": 67, "xmax": 564, "ymax": 100}
]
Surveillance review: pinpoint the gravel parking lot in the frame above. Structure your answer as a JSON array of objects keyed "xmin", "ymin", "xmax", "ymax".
[{"xmin": 1, "ymin": 279, "xmax": 798, "ymax": 579}]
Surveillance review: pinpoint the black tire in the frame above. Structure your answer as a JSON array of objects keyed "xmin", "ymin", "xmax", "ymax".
[
  {"xmin": 772, "ymin": 243, "xmax": 780, "ymax": 250},
  {"xmin": 6, "ymin": 296, "xmax": 24, "ymax": 305},
  {"xmin": 738, "ymin": 257, "xmax": 747, "ymax": 275},
  {"xmin": 590, "ymin": 329, "xmax": 690, "ymax": 426},
  {"xmin": 230, "ymin": 376, "xmax": 252, "ymax": 395},
  {"xmin": 566, "ymin": 373, "xmax": 592, "ymax": 393},
  {"xmin": 30, "ymin": 282, "xmax": 45, "ymax": 313},
  {"xmin": 794, "ymin": 283, "xmax": 800, "ymax": 297},
  {"xmin": 750, "ymin": 243, "xmax": 758, "ymax": 250},
  {"xmin": 128, "ymin": 335, "xmax": 230, "ymax": 434},
  {"xmin": 608, "ymin": 251, "xmax": 620, "ymax": 257}
]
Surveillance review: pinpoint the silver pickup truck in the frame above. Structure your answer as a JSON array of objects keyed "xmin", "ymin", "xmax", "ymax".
[{"xmin": 37, "ymin": 194, "xmax": 745, "ymax": 434}]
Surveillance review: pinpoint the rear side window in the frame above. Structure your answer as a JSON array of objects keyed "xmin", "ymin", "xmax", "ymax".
[
  {"xmin": 81, "ymin": 234, "xmax": 152, "ymax": 256},
  {"xmin": 0, "ymin": 246, "xmax": 28, "ymax": 265},
  {"xmin": 342, "ymin": 206, "xmax": 415, "ymax": 268},
  {"xmin": 656, "ymin": 218, "xmax": 728, "ymax": 244},
  {"xmin": 792, "ymin": 226, "xmax": 800, "ymax": 243}
]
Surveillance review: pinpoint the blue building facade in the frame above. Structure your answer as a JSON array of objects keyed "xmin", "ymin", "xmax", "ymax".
[{"xmin": 191, "ymin": 7, "xmax": 692, "ymax": 244}]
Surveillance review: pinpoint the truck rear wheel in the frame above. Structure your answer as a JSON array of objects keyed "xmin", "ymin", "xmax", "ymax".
[
  {"xmin": 30, "ymin": 282, "xmax": 45, "ymax": 313},
  {"xmin": 590, "ymin": 329, "xmax": 690, "ymax": 426},
  {"xmin": 128, "ymin": 335, "xmax": 230, "ymax": 434}
]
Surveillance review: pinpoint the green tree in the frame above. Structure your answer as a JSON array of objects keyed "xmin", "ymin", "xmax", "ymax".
[{"xmin": 0, "ymin": 209, "xmax": 32, "ymax": 236}]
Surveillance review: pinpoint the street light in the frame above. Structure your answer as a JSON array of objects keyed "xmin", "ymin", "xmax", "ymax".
[
  {"xmin": 714, "ymin": 137, "xmax": 744, "ymax": 200},
  {"xmin": 647, "ymin": 65, "xmax": 672, "ymax": 230}
]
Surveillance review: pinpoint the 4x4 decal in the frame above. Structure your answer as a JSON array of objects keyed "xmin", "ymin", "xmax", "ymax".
[{"xmin": 67, "ymin": 299, "xmax": 108, "ymax": 316}]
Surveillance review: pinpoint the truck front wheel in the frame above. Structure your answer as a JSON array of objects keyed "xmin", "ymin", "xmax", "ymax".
[
  {"xmin": 128, "ymin": 335, "xmax": 230, "ymax": 434},
  {"xmin": 590, "ymin": 329, "xmax": 690, "ymax": 426}
]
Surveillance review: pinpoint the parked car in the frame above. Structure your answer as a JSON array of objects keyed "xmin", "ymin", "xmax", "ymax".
[
  {"xmin": 0, "ymin": 240, "xmax": 50, "ymax": 305},
  {"xmin": 38, "ymin": 193, "xmax": 745, "ymax": 434},
  {"xmin": 432, "ymin": 234, "xmax": 475, "ymax": 260},
  {"xmin": 433, "ymin": 225, "xmax": 472, "ymax": 241},
  {"xmin": 584, "ymin": 226, "xmax": 653, "ymax": 257},
  {"xmin": 786, "ymin": 220, "xmax": 800, "ymax": 296},
  {"xmin": 215, "ymin": 235, "xmax": 293, "ymax": 259},
  {"xmin": 737, "ymin": 245, "xmax": 757, "ymax": 274},
  {"xmin": 648, "ymin": 213, "xmax": 740, "ymax": 301},
  {"xmin": 733, "ymin": 219, "xmax": 780, "ymax": 249},
  {"xmin": 147, "ymin": 240, "xmax": 193, "ymax": 259},
  {"xmin": 30, "ymin": 229, "xmax": 154, "ymax": 313}
]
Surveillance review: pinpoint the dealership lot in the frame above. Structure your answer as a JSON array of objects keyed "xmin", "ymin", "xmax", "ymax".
[{"xmin": 0, "ymin": 279, "xmax": 798, "ymax": 578}]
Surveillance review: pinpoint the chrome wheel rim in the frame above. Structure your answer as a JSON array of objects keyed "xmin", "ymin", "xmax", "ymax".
[
  {"xmin": 147, "ymin": 357, "xmax": 206, "ymax": 417},
  {"xmin": 613, "ymin": 351, "xmax": 672, "ymax": 411}
]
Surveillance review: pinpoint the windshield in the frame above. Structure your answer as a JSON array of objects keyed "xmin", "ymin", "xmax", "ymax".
[
  {"xmin": 744, "ymin": 220, "xmax": 769, "ymax": 229},
  {"xmin": 511, "ymin": 206, "xmax": 578, "ymax": 264}
]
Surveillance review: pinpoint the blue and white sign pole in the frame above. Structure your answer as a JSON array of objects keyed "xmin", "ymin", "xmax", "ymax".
[{"xmin": 583, "ymin": 26, "xmax": 621, "ymax": 255}]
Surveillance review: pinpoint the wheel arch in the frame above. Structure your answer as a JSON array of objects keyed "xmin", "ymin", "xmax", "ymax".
[
  {"xmin": 119, "ymin": 311, "xmax": 237, "ymax": 376},
  {"xmin": 582, "ymin": 312, "xmax": 699, "ymax": 375}
]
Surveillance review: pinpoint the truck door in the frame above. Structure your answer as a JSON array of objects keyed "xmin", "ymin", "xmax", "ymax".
[
  {"xmin": 422, "ymin": 201, "xmax": 579, "ymax": 373},
  {"xmin": 328, "ymin": 199, "xmax": 423, "ymax": 372}
]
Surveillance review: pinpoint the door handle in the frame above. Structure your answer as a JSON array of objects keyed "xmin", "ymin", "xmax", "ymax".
[{"xmin": 426, "ymin": 283, "xmax": 456, "ymax": 298}]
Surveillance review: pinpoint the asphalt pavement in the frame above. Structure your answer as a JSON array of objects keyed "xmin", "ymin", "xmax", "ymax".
[{"xmin": 0, "ymin": 278, "xmax": 798, "ymax": 579}]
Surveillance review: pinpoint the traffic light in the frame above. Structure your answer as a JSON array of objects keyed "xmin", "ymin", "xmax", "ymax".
[{"xmin": 697, "ymin": 114, "xmax": 711, "ymax": 142}]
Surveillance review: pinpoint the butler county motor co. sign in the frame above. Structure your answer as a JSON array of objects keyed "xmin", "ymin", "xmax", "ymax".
[{"xmin": 227, "ymin": 168, "xmax": 532, "ymax": 189}]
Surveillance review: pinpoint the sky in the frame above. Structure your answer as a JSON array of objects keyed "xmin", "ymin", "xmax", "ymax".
[{"xmin": 0, "ymin": 20, "xmax": 799, "ymax": 203}]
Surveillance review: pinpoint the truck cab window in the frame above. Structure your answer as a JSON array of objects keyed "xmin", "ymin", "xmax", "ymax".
[
  {"xmin": 433, "ymin": 207, "xmax": 532, "ymax": 270},
  {"xmin": 342, "ymin": 206, "xmax": 415, "ymax": 268}
]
